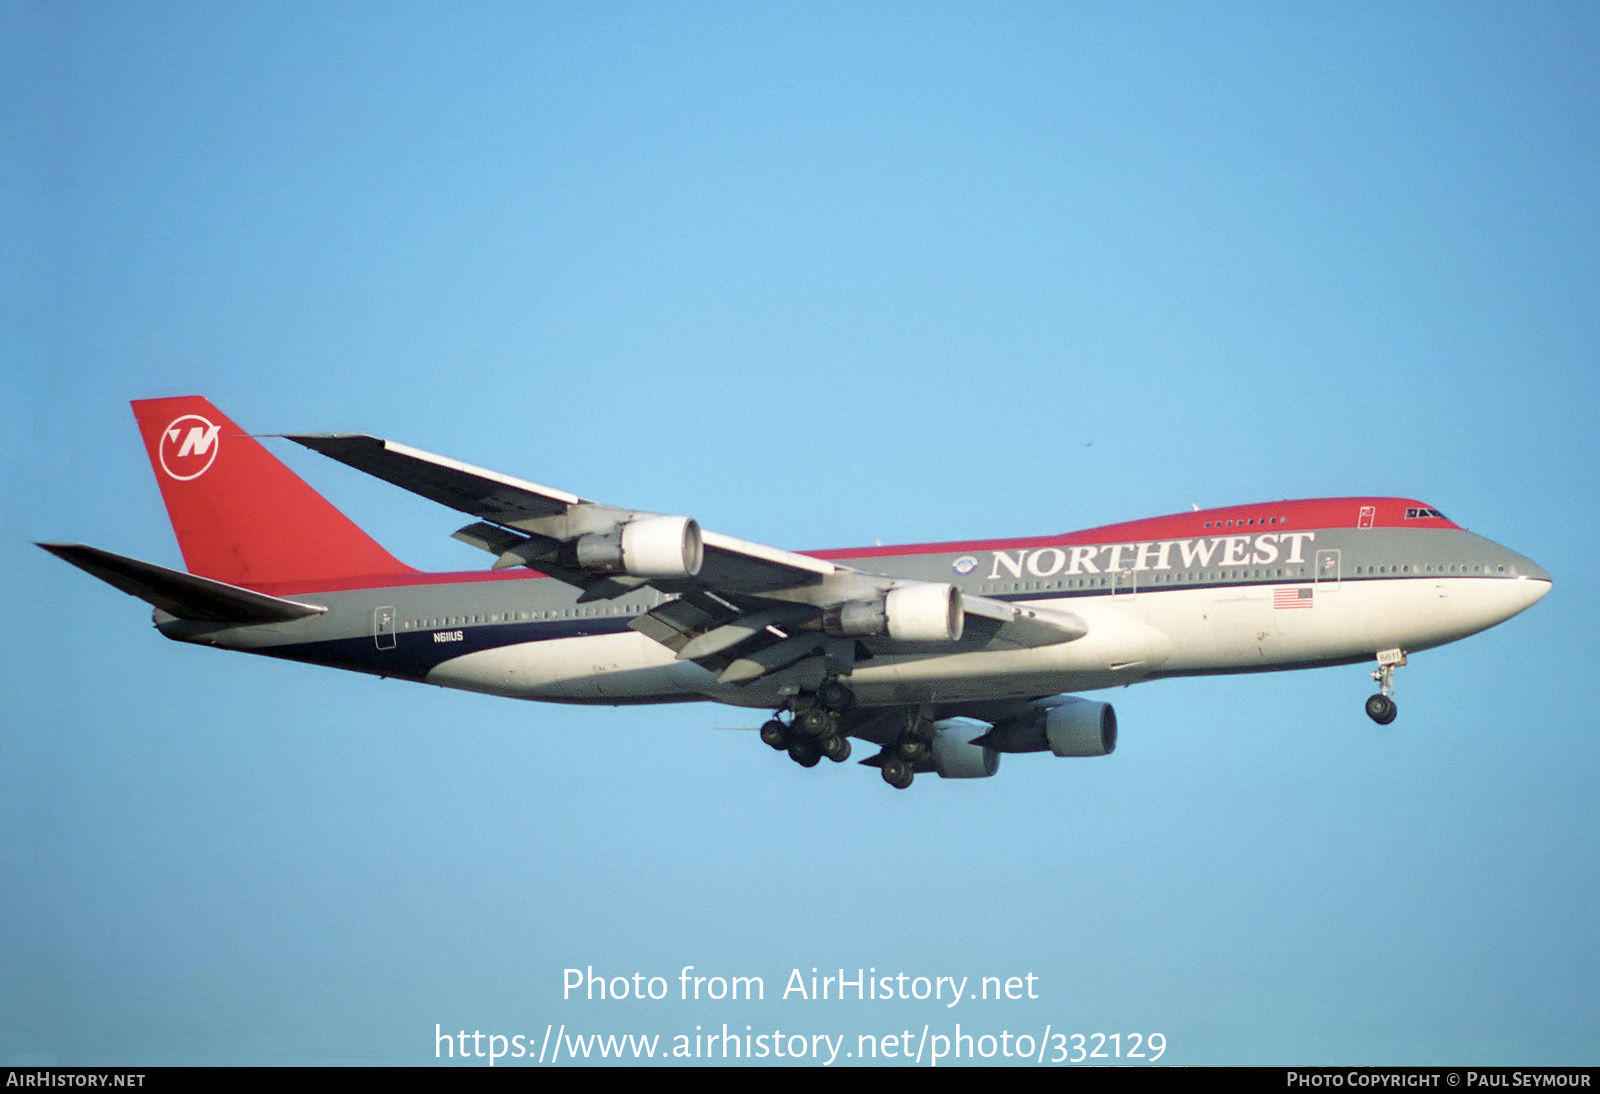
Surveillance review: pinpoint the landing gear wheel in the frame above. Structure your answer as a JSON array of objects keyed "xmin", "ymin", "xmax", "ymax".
[
  {"xmin": 881, "ymin": 755, "xmax": 914, "ymax": 790},
  {"xmin": 1365, "ymin": 694, "xmax": 1397, "ymax": 725},
  {"xmin": 818, "ymin": 680, "xmax": 854, "ymax": 713},
  {"xmin": 788, "ymin": 740, "xmax": 822, "ymax": 768},
  {"xmin": 759, "ymin": 719, "xmax": 789, "ymax": 751},
  {"xmin": 820, "ymin": 734, "xmax": 852, "ymax": 763},
  {"xmin": 793, "ymin": 707, "xmax": 833, "ymax": 738},
  {"xmin": 896, "ymin": 733, "xmax": 929, "ymax": 763}
]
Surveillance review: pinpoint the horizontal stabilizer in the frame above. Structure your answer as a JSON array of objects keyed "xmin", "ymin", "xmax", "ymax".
[{"xmin": 38, "ymin": 543, "xmax": 327, "ymax": 625}]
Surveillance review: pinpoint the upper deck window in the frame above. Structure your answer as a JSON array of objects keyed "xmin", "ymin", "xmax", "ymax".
[{"xmin": 1203, "ymin": 515, "xmax": 1285, "ymax": 529}]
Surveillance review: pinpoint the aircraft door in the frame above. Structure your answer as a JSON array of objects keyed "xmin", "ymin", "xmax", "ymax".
[
  {"xmin": 1314, "ymin": 550, "xmax": 1341, "ymax": 589},
  {"xmin": 374, "ymin": 605, "xmax": 397, "ymax": 649}
]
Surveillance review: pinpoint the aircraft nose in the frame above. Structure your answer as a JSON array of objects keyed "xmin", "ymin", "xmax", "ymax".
[
  {"xmin": 1515, "ymin": 555, "xmax": 1551, "ymax": 609},
  {"xmin": 1521, "ymin": 575, "xmax": 1552, "ymax": 609}
]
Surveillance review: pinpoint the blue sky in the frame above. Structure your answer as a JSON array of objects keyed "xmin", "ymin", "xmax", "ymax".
[{"xmin": 3, "ymin": 2, "xmax": 1597, "ymax": 1066}]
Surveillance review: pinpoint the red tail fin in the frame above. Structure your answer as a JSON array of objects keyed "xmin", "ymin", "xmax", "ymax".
[{"xmin": 132, "ymin": 397, "xmax": 415, "ymax": 589}]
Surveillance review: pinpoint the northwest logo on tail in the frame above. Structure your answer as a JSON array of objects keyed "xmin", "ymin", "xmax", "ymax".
[{"xmin": 158, "ymin": 415, "xmax": 221, "ymax": 480}]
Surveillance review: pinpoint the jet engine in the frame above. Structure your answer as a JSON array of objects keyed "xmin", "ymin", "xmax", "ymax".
[
  {"xmin": 928, "ymin": 719, "xmax": 1000, "ymax": 778},
  {"xmin": 977, "ymin": 697, "xmax": 1118, "ymax": 758},
  {"xmin": 822, "ymin": 583, "xmax": 964, "ymax": 643},
  {"xmin": 567, "ymin": 515, "xmax": 704, "ymax": 579}
]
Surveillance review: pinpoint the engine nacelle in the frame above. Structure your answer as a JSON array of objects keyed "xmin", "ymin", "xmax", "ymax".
[
  {"xmin": 979, "ymin": 697, "xmax": 1117, "ymax": 758},
  {"xmin": 1043, "ymin": 698, "xmax": 1117, "ymax": 757},
  {"xmin": 822, "ymin": 583, "xmax": 964, "ymax": 643},
  {"xmin": 569, "ymin": 515, "xmax": 704, "ymax": 579},
  {"xmin": 929, "ymin": 719, "xmax": 1000, "ymax": 778}
]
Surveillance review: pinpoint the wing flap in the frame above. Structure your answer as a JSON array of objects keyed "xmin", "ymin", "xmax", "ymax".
[
  {"xmin": 629, "ymin": 596, "xmax": 725, "ymax": 653},
  {"xmin": 717, "ymin": 633, "xmax": 830, "ymax": 684},
  {"xmin": 960, "ymin": 595, "xmax": 1088, "ymax": 648},
  {"xmin": 674, "ymin": 605, "xmax": 815, "ymax": 661}
]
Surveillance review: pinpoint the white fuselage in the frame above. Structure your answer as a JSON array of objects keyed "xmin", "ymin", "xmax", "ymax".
[{"xmin": 422, "ymin": 571, "xmax": 1547, "ymax": 709}]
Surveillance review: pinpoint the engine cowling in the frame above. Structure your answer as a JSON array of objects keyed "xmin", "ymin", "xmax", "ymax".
[
  {"xmin": 979, "ymin": 697, "xmax": 1118, "ymax": 758},
  {"xmin": 822, "ymin": 583, "xmax": 964, "ymax": 643},
  {"xmin": 929, "ymin": 720, "xmax": 1000, "ymax": 778},
  {"xmin": 570, "ymin": 515, "xmax": 704, "ymax": 579},
  {"xmin": 1043, "ymin": 698, "xmax": 1117, "ymax": 757}
]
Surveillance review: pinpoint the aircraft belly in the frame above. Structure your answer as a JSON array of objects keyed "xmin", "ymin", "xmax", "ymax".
[
  {"xmin": 1357, "ymin": 576, "xmax": 1541, "ymax": 653},
  {"xmin": 1146, "ymin": 577, "xmax": 1538, "ymax": 672},
  {"xmin": 426, "ymin": 632, "xmax": 713, "ymax": 701},
  {"xmin": 1149, "ymin": 583, "xmax": 1366, "ymax": 670}
]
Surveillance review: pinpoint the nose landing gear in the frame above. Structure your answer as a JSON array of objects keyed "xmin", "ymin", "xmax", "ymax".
[
  {"xmin": 1365, "ymin": 648, "xmax": 1405, "ymax": 725},
  {"xmin": 1364, "ymin": 692, "xmax": 1397, "ymax": 725}
]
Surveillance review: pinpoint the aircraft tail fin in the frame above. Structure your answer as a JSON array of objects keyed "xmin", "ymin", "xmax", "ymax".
[{"xmin": 131, "ymin": 396, "xmax": 415, "ymax": 589}]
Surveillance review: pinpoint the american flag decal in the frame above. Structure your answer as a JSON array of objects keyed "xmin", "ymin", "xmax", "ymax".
[{"xmin": 1274, "ymin": 587, "xmax": 1314, "ymax": 609}]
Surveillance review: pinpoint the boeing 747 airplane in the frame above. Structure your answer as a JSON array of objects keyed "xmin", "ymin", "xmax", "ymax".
[{"xmin": 41, "ymin": 397, "xmax": 1551, "ymax": 789}]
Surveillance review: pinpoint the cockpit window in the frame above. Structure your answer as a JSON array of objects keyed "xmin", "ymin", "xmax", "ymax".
[{"xmin": 1405, "ymin": 507, "xmax": 1446, "ymax": 520}]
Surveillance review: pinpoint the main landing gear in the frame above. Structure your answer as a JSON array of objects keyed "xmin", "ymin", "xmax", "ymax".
[
  {"xmin": 756, "ymin": 683, "xmax": 931, "ymax": 791},
  {"xmin": 759, "ymin": 681, "xmax": 854, "ymax": 770},
  {"xmin": 877, "ymin": 722, "xmax": 930, "ymax": 791},
  {"xmin": 1365, "ymin": 648, "xmax": 1406, "ymax": 725}
]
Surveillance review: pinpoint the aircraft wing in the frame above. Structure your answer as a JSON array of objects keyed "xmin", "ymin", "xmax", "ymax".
[
  {"xmin": 285, "ymin": 435, "xmax": 593, "ymax": 522},
  {"xmin": 287, "ymin": 433, "xmax": 1086, "ymax": 679}
]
